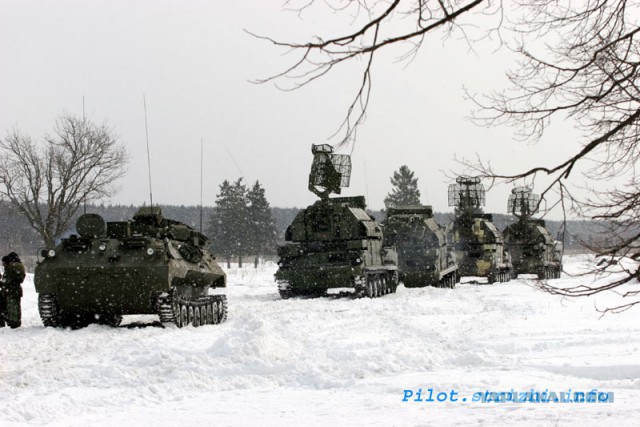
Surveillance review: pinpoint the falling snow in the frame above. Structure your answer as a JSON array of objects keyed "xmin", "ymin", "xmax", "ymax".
[{"xmin": 1, "ymin": 255, "xmax": 639, "ymax": 426}]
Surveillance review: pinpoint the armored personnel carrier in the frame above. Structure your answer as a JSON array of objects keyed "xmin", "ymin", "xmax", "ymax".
[
  {"xmin": 275, "ymin": 144, "xmax": 398, "ymax": 298},
  {"xmin": 447, "ymin": 176, "xmax": 513, "ymax": 283},
  {"xmin": 502, "ymin": 187, "xmax": 562, "ymax": 279},
  {"xmin": 34, "ymin": 207, "xmax": 227, "ymax": 328},
  {"xmin": 385, "ymin": 205, "xmax": 458, "ymax": 288}
]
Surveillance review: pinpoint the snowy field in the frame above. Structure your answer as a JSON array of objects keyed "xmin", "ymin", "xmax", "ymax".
[{"xmin": 2, "ymin": 255, "xmax": 640, "ymax": 426}]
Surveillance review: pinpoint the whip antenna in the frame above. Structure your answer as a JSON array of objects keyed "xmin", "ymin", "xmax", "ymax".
[
  {"xmin": 143, "ymin": 94, "xmax": 153, "ymax": 207},
  {"xmin": 224, "ymin": 145, "xmax": 244, "ymax": 177},
  {"xmin": 363, "ymin": 156, "xmax": 370, "ymax": 206}
]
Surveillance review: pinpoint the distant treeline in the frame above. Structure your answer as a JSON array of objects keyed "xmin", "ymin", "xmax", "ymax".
[{"xmin": 0, "ymin": 201, "xmax": 608, "ymax": 263}]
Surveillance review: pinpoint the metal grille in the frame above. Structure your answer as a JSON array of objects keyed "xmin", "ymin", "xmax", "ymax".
[
  {"xmin": 309, "ymin": 147, "xmax": 351, "ymax": 189},
  {"xmin": 448, "ymin": 176, "xmax": 485, "ymax": 207},
  {"xmin": 507, "ymin": 186, "xmax": 539, "ymax": 216}
]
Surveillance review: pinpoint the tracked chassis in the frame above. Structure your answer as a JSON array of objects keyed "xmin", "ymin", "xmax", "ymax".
[{"xmin": 34, "ymin": 207, "xmax": 227, "ymax": 328}]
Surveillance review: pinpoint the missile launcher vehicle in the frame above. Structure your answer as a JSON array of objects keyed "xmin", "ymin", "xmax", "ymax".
[
  {"xmin": 502, "ymin": 187, "xmax": 562, "ymax": 279},
  {"xmin": 275, "ymin": 144, "xmax": 398, "ymax": 298},
  {"xmin": 384, "ymin": 205, "xmax": 459, "ymax": 288},
  {"xmin": 447, "ymin": 176, "xmax": 513, "ymax": 283},
  {"xmin": 34, "ymin": 207, "xmax": 227, "ymax": 328}
]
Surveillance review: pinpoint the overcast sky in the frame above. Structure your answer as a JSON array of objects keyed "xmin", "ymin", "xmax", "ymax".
[{"xmin": 0, "ymin": 0, "xmax": 583, "ymax": 218}]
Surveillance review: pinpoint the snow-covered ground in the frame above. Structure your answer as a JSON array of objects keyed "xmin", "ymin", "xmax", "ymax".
[{"xmin": 2, "ymin": 255, "xmax": 639, "ymax": 426}]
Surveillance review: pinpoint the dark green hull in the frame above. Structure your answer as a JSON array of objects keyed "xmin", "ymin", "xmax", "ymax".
[
  {"xmin": 275, "ymin": 185, "xmax": 398, "ymax": 298},
  {"xmin": 401, "ymin": 271, "xmax": 442, "ymax": 287},
  {"xmin": 34, "ymin": 208, "xmax": 226, "ymax": 328},
  {"xmin": 36, "ymin": 265, "xmax": 170, "ymax": 315},
  {"xmin": 275, "ymin": 263, "xmax": 362, "ymax": 293}
]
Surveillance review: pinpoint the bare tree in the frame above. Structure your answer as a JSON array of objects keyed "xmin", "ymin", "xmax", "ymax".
[
  {"xmin": 252, "ymin": 0, "xmax": 501, "ymax": 148},
  {"xmin": 259, "ymin": 0, "xmax": 640, "ymax": 311},
  {"xmin": 468, "ymin": 1, "xmax": 640, "ymax": 312},
  {"xmin": 0, "ymin": 113, "xmax": 128, "ymax": 247}
]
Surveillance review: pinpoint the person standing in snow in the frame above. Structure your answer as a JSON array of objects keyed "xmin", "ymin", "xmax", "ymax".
[
  {"xmin": 0, "ymin": 269, "xmax": 3, "ymax": 327},
  {"xmin": 0, "ymin": 252, "xmax": 26, "ymax": 328}
]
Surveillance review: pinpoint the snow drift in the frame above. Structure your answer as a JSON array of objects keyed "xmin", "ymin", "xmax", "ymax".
[{"xmin": 1, "ymin": 255, "xmax": 639, "ymax": 426}]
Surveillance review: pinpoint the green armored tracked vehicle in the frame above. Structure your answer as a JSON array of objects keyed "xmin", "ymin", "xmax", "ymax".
[
  {"xmin": 503, "ymin": 187, "xmax": 562, "ymax": 279},
  {"xmin": 385, "ymin": 205, "xmax": 458, "ymax": 288},
  {"xmin": 275, "ymin": 144, "xmax": 398, "ymax": 298},
  {"xmin": 447, "ymin": 176, "xmax": 513, "ymax": 283},
  {"xmin": 34, "ymin": 207, "xmax": 227, "ymax": 328}
]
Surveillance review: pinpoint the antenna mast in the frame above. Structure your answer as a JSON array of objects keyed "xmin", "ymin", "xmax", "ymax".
[{"xmin": 143, "ymin": 94, "xmax": 153, "ymax": 207}]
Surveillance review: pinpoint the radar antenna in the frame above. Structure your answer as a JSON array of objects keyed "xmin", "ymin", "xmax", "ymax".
[
  {"xmin": 308, "ymin": 144, "xmax": 352, "ymax": 200},
  {"xmin": 143, "ymin": 94, "xmax": 153, "ymax": 208},
  {"xmin": 448, "ymin": 176, "xmax": 485, "ymax": 214},
  {"xmin": 508, "ymin": 186, "xmax": 540, "ymax": 219}
]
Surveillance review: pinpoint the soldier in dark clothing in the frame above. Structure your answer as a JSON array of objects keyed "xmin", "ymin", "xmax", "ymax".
[
  {"xmin": 0, "ymin": 270, "xmax": 4, "ymax": 327},
  {"xmin": 0, "ymin": 252, "xmax": 26, "ymax": 328}
]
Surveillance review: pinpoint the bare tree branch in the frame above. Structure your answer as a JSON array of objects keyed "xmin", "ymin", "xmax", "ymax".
[
  {"xmin": 251, "ymin": 0, "xmax": 499, "ymax": 149},
  {"xmin": 259, "ymin": 0, "xmax": 640, "ymax": 312},
  {"xmin": 465, "ymin": 1, "xmax": 640, "ymax": 312}
]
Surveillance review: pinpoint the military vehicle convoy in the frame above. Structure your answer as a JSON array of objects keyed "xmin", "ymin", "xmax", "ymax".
[
  {"xmin": 275, "ymin": 144, "xmax": 398, "ymax": 298},
  {"xmin": 384, "ymin": 205, "xmax": 459, "ymax": 288},
  {"xmin": 502, "ymin": 187, "xmax": 563, "ymax": 279},
  {"xmin": 447, "ymin": 176, "xmax": 513, "ymax": 283},
  {"xmin": 34, "ymin": 207, "xmax": 227, "ymax": 328}
]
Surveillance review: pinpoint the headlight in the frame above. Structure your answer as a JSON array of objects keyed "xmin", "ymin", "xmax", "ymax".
[
  {"xmin": 146, "ymin": 248, "xmax": 155, "ymax": 256},
  {"xmin": 98, "ymin": 243, "xmax": 107, "ymax": 251},
  {"xmin": 278, "ymin": 261, "xmax": 284, "ymax": 267},
  {"xmin": 48, "ymin": 249, "xmax": 56, "ymax": 258}
]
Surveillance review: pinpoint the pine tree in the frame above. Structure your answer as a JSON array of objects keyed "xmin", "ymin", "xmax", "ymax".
[
  {"xmin": 384, "ymin": 165, "xmax": 421, "ymax": 209},
  {"xmin": 246, "ymin": 181, "xmax": 277, "ymax": 266},
  {"xmin": 208, "ymin": 178, "xmax": 250, "ymax": 267}
]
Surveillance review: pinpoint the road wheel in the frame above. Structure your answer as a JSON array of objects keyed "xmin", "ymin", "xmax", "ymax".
[
  {"xmin": 179, "ymin": 304, "xmax": 188, "ymax": 327},
  {"xmin": 193, "ymin": 307, "xmax": 201, "ymax": 327},
  {"xmin": 38, "ymin": 294, "xmax": 61, "ymax": 328},
  {"xmin": 205, "ymin": 304, "xmax": 213, "ymax": 324},
  {"xmin": 365, "ymin": 277, "xmax": 374, "ymax": 298},
  {"xmin": 187, "ymin": 306, "xmax": 194, "ymax": 326},
  {"xmin": 99, "ymin": 313, "xmax": 122, "ymax": 327},
  {"xmin": 201, "ymin": 306, "xmax": 208, "ymax": 325}
]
